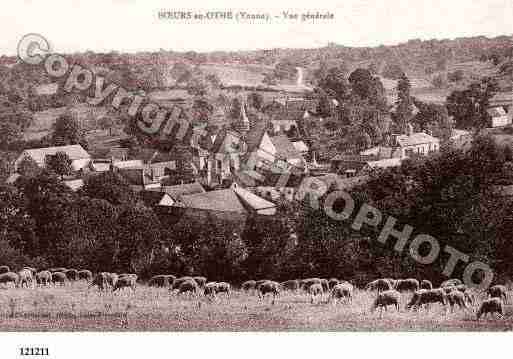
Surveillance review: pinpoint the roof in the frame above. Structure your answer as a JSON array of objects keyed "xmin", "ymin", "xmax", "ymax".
[
  {"xmin": 148, "ymin": 182, "xmax": 205, "ymax": 199},
  {"xmin": 23, "ymin": 145, "xmax": 90, "ymax": 164},
  {"xmin": 244, "ymin": 122, "xmax": 269, "ymax": 154},
  {"xmin": 113, "ymin": 160, "xmax": 144, "ymax": 169},
  {"xmin": 270, "ymin": 135, "xmax": 303, "ymax": 160},
  {"xmin": 396, "ymin": 132, "xmax": 439, "ymax": 147},
  {"xmin": 5, "ymin": 173, "xmax": 20, "ymax": 184},
  {"xmin": 310, "ymin": 173, "xmax": 370, "ymax": 191},
  {"xmin": 365, "ymin": 158, "xmax": 403, "ymax": 169},
  {"xmin": 63, "ymin": 179, "xmax": 84, "ymax": 191},
  {"xmin": 211, "ymin": 130, "xmax": 245, "ymax": 154},
  {"xmin": 487, "ymin": 107, "xmax": 507, "ymax": 117},
  {"xmin": 292, "ymin": 141, "xmax": 309, "ymax": 153},
  {"xmin": 232, "ymin": 184, "xmax": 276, "ymax": 211},
  {"xmin": 178, "ymin": 189, "xmax": 247, "ymax": 213},
  {"xmin": 139, "ymin": 191, "xmax": 173, "ymax": 207}
]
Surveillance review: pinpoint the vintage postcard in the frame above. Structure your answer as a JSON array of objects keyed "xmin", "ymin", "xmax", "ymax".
[{"xmin": 0, "ymin": 0, "xmax": 512, "ymax": 357}]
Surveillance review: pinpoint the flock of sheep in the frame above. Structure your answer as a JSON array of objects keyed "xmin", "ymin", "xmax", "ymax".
[{"xmin": 0, "ymin": 265, "xmax": 507, "ymax": 320}]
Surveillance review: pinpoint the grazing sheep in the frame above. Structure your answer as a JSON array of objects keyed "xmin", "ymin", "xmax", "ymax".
[
  {"xmin": 65, "ymin": 269, "xmax": 79, "ymax": 281},
  {"xmin": 36, "ymin": 271, "xmax": 51, "ymax": 286},
  {"xmin": 113, "ymin": 276, "xmax": 136, "ymax": 293},
  {"xmin": 309, "ymin": 283, "xmax": 324, "ymax": 303},
  {"xmin": 48, "ymin": 267, "xmax": 67, "ymax": 273},
  {"xmin": 51, "ymin": 272, "xmax": 67, "ymax": 286},
  {"xmin": 258, "ymin": 280, "xmax": 281, "ymax": 299},
  {"xmin": 0, "ymin": 265, "xmax": 10, "ymax": 274},
  {"xmin": 256, "ymin": 279, "xmax": 271, "ymax": 288},
  {"xmin": 215, "ymin": 282, "xmax": 231, "ymax": 295},
  {"xmin": 384, "ymin": 278, "xmax": 397, "ymax": 288},
  {"xmin": 447, "ymin": 290, "xmax": 467, "ymax": 311},
  {"xmin": 328, "ymin": 278, "xmax": 340, "ymax": 289},
  {"xmin": 281, "ymin": 279, "xmax": 300, "ymax": 291},
  {"xmin": 407, "ymin": 289, "xmax": 447, "ymax": 310},
  {"xmin": 441, "ymin": 278, "xmax": 462, "ymax": 288},
  {"xmin": 23, "ymin": 266, "xmax": 37, "ymax": 274},
  {"xmin": 0, "ymin": 272, "xmax": 19, "ymax": 287},
  {"xmin": 241, "ymin": 280, "xmax": 257, "ymax": 291},
  {"xmin": 464, "ymin": 291, "xmax": 476, "ymax": 306},
  {"xmin": 105, "ymin": 273, "xmax": 119, "ymax": 288},
  {"xmin": 331, "ymin": 283, "xmax": 353, "ymax": 303},
  {"xmin": 395, "ymin": 278, "xmax": 420, "ymax": 292},
  {"xmin": 17, "ymin": 269, "xmax": 34, "ymax": 288},
  {"xmin": 177, "ymin": 279, "xmax": 199, "ymax": 295},
  {"xmin": 320, "ymin": 279, "xmax": 329, "ymax": 292},
  {"xmin": 477, "ymin": 298, "xmax": 504, "ymax": 320},
  {"xmin": 372, "ymin": 290, "xmax": 400, "ymax": 312},
  {"xmin": 149, "ymin": 275, "xmax": 172, "ymax": 288},
  {"xmin": 488, "ymin": 285, "xmax": 507, "ymax": 302},
  {"xmin": 172, "ymin": 276, "xmax": 195, "ymax": 290},
  {"xmin": 301, "ymin": 278, "xmax": 322, "ymax": 291},
  {"xmin": 78, "ymin": 270, "xmax": 93, "ymax": 281},
  {"xmin": 89, "ymin": 273, "xmax": 109, "ymax": 291},
  {"xmin": 420, "ymin": 280, "xmax": 433, "ymax": 290},
  {"xmin": 204, "ymin": 282, "xmax": 218, "ymax": 297},
  {"xmin": 366, "ymin": 279, "xmax": 392, "ymax": 292},
  {"xmin": 193, "ymin": 276, "xmax": 207, "ymax": 288}
]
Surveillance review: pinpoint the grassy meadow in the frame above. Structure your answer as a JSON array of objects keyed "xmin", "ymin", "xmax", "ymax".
[{"xmin": 0, "ymin": 282, "xmax": 511, "ymax": 331}]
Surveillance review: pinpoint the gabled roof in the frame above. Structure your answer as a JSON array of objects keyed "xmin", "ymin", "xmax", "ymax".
[
  {"xmin": 270, "ymin": 135, "xmax": 303, "ymax": 160},
  {"xmin": 148, "ymin": 182, "xmax": 205, "ymax": 199},
  {"xmin": 232, "ymin": 184, "xmax": 276, "ymax": 211},
  {"xmin": 211, "ymin": 130, "xmax": 245, "ymax": 154},
  {"xmin": 365, "ymin": 157, "xmax": 402, "ymax": 169},
  {"xmin": 395, "ymin": 132, "xmax": 439, "ymax": 147},
  {"xmin": 244, "ymin": 122, "xmax": 268, "ymax": 154},
  {"xmin": 139, "ymin": 191, "xmax": 174, "ymax": 207},
  {"xmin": 292, "ymin": 141, "xmax": 309, "ymax": 153},
  {"xmin": 22, "ymin": 145, "xmax": 90, "ymax": 164},
  {"xmin": 178, "ymin": 189, "xmax": 247, "ymax": 213},
  {"xmin": 487, "ymin": 107, "xmax": 507, "ymax": 117},
  {"xmin": 63, "ymin": 179, "xmax": 84, "ymax": 191}
]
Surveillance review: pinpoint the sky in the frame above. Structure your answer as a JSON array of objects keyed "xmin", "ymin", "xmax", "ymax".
[{"xmin": 1, "ymin": 0, "xmax": 512, "ymax": 55}]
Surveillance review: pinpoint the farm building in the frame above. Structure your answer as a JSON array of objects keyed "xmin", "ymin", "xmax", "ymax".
[{"xmin": 14, "ymin": 144, "xmax": 91, "ymax": 172}]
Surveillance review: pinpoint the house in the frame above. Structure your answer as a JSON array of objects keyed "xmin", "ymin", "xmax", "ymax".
[
  {"xmin": 487, "ymin": 107, "xmax": 511, "ymax": 128},
  {"xmin": 139, "ymin": 191, "xmax": 175, "ymax": 207},
  {"xmin": 14, "ymin": 144, "xmax": 91, "ymax": 172},
  {"xmin": 147, "ymin": 182, "xmax": 205, "ymax": 202},
  {"xmin": 245, "ymin": 130, "xmax": 307, "ymax": 172},
  {"xmin": 172, "ymin": 184, "xmax": 276, "ymax": 216},
  {"xmin": 292, "ymin": 141, "xmax": 309, "ymax": 157},
  {"xmin": 63, "ymin": 179, "xmax": 84, "ymax": 191},
  {"xmin": 330, "ymin": 154, "xmax": 403, "ymax": 176},
  {"xmin": 361, "ymin": 158, "xmax": 403, "ymax": 173},
  {"xmin": 231, "ymin": 183, "xmax": 277, "ymax": 215}
]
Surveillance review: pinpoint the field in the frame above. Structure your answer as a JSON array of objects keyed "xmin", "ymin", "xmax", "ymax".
[{"xmin": 0, "ymin": 283, "xmax": 511, "ymax": 331}]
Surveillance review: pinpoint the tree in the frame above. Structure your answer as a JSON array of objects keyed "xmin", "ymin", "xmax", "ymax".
[
  {"xmin": 98, "ymin": 116, "xmax": 115, "ymax": 135},
  {"xmin": 317, "ymin": 66, "xmax": 349, "ymax": 101},
  {"xmin": 17, "ymin": 157, "xmax": 41, "ymax": 178},
  {"xmin": 81, "ymin": 171, "xmax": 136, "ymax": 206},
  {"xmin": 382, "ymin": 63, "xmax": 405, "ymax": 80},
  {"xmin": 393, "ymin": 74, "xmax": 414, "ymax": 131},
  {"xmin": 247, "ymin": 92, "xmax": 263, "ymax": 110},
  {"xmin": 51, "ymin": 112, "xmax": 87, "ymax": 147},
  {"xmin": 447, "ymin": 70, "xmax": 464, "ymax": 82},
  {"xmin": 116, "ymin": 204, "xmax": 161, "ymax": 273},
  {"xmin": 0, "ymin": 122, "xmax": 22, "ymax": 150},
  {"xmin": 229, "ymin": 97, "xmax": 242, "ymax": 120},
  {"xmin": 412, "ymin": 99, "xmax": 453, "ymax": 142},
  {"xmin": 45, "ymin": 152, "xmax": 73, "ymax": 179},
  {"xmin": 446, "ymin": 77, "xmax": 499, "ymax": 130}
]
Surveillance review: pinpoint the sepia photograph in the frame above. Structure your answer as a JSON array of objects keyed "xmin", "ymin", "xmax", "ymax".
[{"xmin": 0, "ymin": 0, "xmax": 512, "ymax": 355}]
